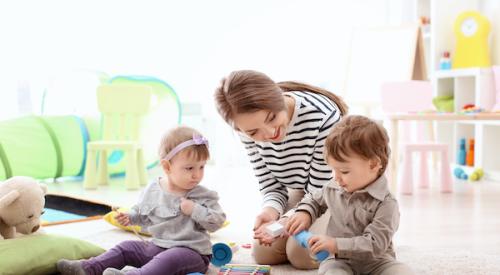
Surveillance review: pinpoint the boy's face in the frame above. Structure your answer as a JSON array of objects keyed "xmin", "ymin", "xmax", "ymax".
[
  {"xmin": 161, "ymin": 151, "xmax": 207, "ymax": 192},
  {"xmin": 326, "ymin": 154, "xmax": 381, "ymax": 193}
]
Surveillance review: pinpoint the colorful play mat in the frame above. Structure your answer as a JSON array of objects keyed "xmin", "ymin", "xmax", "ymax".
[
  {"xmin": 0, "ymin": 73, "xmax": 181, "ymax": 180},
  {"xmin": 42, "ymin": 194, "xmax": 112, "ymax": 226}
]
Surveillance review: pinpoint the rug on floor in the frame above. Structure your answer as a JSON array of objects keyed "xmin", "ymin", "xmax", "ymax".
[{"xmin": 42, "ymin": 194, "xmax": 112, "ymax": 226}]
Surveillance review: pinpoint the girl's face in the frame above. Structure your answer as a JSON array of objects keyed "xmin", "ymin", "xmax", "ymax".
[
  {"xmin": 326, "ymin": 154, "xmax": 381, "ymax": 193},
  {"xmin": 233, "ymin": 96, "xmax": 294, "ymax": 142},
  {"xmin": 161, "ymin": 151, "xmax": 206, "ymax": 193}
]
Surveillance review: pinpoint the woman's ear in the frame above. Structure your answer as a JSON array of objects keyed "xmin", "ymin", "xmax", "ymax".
[{"xmin": 160, "ymin": 159, "xmax": 172, "ymax": 174}]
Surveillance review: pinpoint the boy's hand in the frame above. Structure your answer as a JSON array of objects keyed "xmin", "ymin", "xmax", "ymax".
[
  {"xmin": 286, "ymin": 211, "xmax": 312, "ymax": 236},
  {"xmin": 115, "ymin": 212, "xmax": 131, "ymax": 226},
  {"xmin": 308, "ymin": 234, "xmax": 337, "ymax": 255},
  {"xmin": 180, "ymin": 197, "xmax": 195, "ymax": 216}
]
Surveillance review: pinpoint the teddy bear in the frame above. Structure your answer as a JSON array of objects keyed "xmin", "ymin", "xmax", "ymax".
[{"xmin": 0, "ymin": 176, "xmax": 47, "ymax": 240}]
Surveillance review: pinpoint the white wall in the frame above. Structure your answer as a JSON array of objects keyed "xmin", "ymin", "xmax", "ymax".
[{"xmin": 0, "ymin": 0, "xmax": 392, "ymax": 165}]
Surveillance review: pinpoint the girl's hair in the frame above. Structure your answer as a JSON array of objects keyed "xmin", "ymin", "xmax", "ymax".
[
  {"xmin": 325, "ymin": 115, "xmax": 390, "ymax": 175},
  {"xmin": 158, "ymin": 126, "xmax": 210, "ymax": 162},
  {"xmin": 214, "ymin": 70, "xmax": 348, "ymax": 126}
]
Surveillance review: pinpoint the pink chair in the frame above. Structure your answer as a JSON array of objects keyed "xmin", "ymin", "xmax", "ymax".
[
  {"xmin": 493, "ymin": 66, "xmax": 500, "ymax": 111},
  {"xmin": 381, "ymin": 81, "xmax": 453, "ymax": 194}
]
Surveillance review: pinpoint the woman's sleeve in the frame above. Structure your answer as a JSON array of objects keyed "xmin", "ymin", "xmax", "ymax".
[
  {"xmin": 307, "ymin": 109, "xmax": 341, "ymax": 194},
  {"xmin": 239, "ymin": 134, "xmax": 288, "ymax": 216}
]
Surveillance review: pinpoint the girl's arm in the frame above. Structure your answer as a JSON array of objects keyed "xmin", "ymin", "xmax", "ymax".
[{"xmin": 190, "ymin": 190, "xmax": 226, "ymax": 232}]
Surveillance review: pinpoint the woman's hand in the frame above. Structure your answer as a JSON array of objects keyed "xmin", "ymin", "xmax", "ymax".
[
  {"xmin": 253, "ymin": 217, "xmax": 289, "ymax": 246},
  {"xmin": 285, "ymin": 211, "xmax": 312, "ymax": 236},
  {"xmin": 253, "ymin": 207, "xmax": 280, "ymax": 230},
  {"xmin": 308, "ymin": 234, "xmax": 337, "ymax": 255},
  {"xmin": 253, "ymin": 207, "xmax": 280, "ymax": 246},
  {"xmin": 115, "ymin": 212, "xmax": 131, "ymax": 227},
  {"xmin": 180, "ymin": 197, "xmax": 195, "ymax": 216}
]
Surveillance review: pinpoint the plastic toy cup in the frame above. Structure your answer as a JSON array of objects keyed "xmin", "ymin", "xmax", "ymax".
[
  {"xmin": 293, "ymin": 231, "xmax": 329, "ymax": 261},
  {"xmin": 211, "ymin": 242, "xmax": 238, "ymax": 266}
]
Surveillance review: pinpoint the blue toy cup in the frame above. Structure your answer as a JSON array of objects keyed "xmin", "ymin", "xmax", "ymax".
[
  {"xmin": 293, "ymin": 231, "xmax": 329, "ymax": 261},
  {"xmin": 211, "ymin": 243, "xmax": 233, "ymax": 267}
]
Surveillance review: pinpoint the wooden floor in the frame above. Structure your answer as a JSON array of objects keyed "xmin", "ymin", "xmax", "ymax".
[{"xmin": 45, "ymin": 165, "xmax": 500, "ymax": 255}]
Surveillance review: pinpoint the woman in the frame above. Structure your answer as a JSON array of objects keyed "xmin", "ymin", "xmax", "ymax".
[{"xmin": 214, "ymin": 70, "xmax": 347, "ymax": 269}]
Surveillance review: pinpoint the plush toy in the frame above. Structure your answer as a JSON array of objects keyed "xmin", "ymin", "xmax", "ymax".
[{"xmin": 0, "ymin": 176, "xmax": 47, "ymax": 240}]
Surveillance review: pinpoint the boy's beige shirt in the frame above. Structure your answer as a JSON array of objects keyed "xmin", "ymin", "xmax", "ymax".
[{"xmin": 296, "ymin": 175, "xmax": 399, "ymax": 267}]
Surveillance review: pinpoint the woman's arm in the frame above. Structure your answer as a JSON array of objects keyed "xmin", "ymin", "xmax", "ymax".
[{"xmin": 240, "ymin": 134, "xmax": 288, "ymax": 216}]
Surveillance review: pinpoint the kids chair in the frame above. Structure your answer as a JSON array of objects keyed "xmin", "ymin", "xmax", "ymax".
[
  {"xmin": 380, "ymin": 81, "xmax": 453, "ymax": 194},
  {"xmin": 83, "ymin": 84, "xmax": 152, "ymax": 190}
]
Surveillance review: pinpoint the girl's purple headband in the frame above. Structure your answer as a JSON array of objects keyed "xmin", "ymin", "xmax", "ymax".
[{"xmin": 164, "ymin": 134, "xmax": 209, "ymax": 161}]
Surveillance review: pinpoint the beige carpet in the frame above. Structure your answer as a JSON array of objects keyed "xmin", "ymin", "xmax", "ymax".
[
  {"xmin": 46, "ymin": 220, "xmax": 500, "ymax": 275},
  {"xmin": 206, "ymin": 244, "xmax": 500, "ymax": 275}
]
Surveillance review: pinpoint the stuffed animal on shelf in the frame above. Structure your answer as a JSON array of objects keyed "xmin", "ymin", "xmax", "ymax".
[{"xmin": 0, "ymin": 176, "xmax": 47, "ymax": 240}]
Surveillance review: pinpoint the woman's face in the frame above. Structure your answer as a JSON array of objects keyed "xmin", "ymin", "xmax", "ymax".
[{"xmin": 233, "ymin": 109, "xmax": 290, "ymax": 142}]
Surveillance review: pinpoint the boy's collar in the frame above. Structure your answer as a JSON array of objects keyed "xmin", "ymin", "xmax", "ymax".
[{"xmin": 362, "ymin": 175, "xmax": 389, "ymax": 201}]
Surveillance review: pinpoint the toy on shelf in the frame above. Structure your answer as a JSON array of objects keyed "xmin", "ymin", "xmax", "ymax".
[
  {"xmin": 293, "ymin": 231, "xmax": 329, "ymax": 261},
  {"xmin": 466, "ymin": 139, "xmax": 475, "ymax": 166},
  {"xmin": 470, "ymin": 168, "xmax": 484, "ymax": 181},
  {"xmin": 432, "ymin": 95, "xmax": 454, "ymax": 112},
  {"xmin": 218, "ymin": 264, "xmax": 271, "ymax": 275},
  {"xmin": 453, "ymin": 167, "xmax": 484, "ymax": 181},
  {"xmin": 460, "ymin": 104, "xmax": 484, "ymax": 114},
  {"xmin": 453, "ymin": 11, "xmax": 491, "ymax": 68},
  {"xmin": 457, "ymin": 138, "xmax": 466, "ymax": 165},
  {"xmin": 454, "ymin": 167, "xmax": 468, "ymax": 180},
  {"xmin": 439, "ymin": 51, "xmax": 452, "ymax": 70},
  {"xmin": 265, "ymin": 221, "xmax": 284, "ymax": 238},
  {"xmin": 211, "ymin": 242, "xmax": 239, "ymax": 267}
]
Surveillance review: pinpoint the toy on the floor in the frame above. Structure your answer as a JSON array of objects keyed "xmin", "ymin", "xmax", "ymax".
[
  {"xmin": 0, "ymin": 176, "xmax": 47, "ymax": 239},
  {"xmin": 265, "ymin": 221, "xmax": 284, "ymax": 237},
  {"xmin": 453, "ymin": 167, "xmax": 484, "ymax": 181},
  {"xmin": 218, "ymin": 264, "xmax": 271, "ymax": 275},
  {"xmin": 211, "ymin": 242, "xmax": 239, "ymax": 267},
  {"xmin": 293, "ymin": 230, "xmax": 330, "ymax": 261}
]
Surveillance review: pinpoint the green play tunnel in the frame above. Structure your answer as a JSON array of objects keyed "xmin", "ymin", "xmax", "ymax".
[{"xmin": 0, "ymin": 115, "xmax": 98, "ymax": 180}]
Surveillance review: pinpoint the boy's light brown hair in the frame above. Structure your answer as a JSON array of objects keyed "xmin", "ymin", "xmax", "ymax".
[
  {"xmin": 325, "ymin": 115, "xmax": 390, "ymax": 175},
  {"xmin": 158, "ymin": 126, "xmax": 210, "ymax": 162}
]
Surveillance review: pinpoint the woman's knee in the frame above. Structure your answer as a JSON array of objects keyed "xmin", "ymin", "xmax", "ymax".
[
  {"xmin": 285, "ymin": 238, "xmax": 319, "ymax": 270},
  {"xmin": 252, "ymin": 239, "xmax": 287, "ymax": 265}
]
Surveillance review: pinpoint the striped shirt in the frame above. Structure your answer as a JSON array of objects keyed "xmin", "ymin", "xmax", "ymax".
[{"xmin": 239, "ymin": 91, "xmax": 342, "ymax": 215}]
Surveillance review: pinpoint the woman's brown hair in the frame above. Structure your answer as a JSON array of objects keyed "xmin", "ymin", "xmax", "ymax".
[
  {"xmin": 325, "ymin": 115, "xmax": 390, "ymax": 175},
  {"xmin": 158, "ymin": 126, "xmax": 210, "ymax": 162},
  {"xmin": 214, "ymin": 70, "xmax": 348, "ymax": 126}
]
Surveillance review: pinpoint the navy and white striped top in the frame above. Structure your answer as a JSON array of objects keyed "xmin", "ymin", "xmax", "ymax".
[{"xmin": 239, "ymin": 91, "xmax": 342, "ymax": 215}]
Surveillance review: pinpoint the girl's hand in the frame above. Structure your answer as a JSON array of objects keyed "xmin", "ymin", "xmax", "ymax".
[
  {"xmin": 180, "ymin": 197, "xmax": 195, "ymax": 216},
  {"xmin": 308, "ymin": 234, "xmax": 337, "ymax": 255},
  {"xmin": 286, "ymin": 211, "xmax": 312, "ymax": 236},
  {"xmin": 115, "ymin": 212, "xmax": 131, "ymax": 226}
]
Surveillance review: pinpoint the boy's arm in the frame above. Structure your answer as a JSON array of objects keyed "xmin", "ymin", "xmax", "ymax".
[
  {"xmin": 294, "ymin": 187, "xmax": 328, "ymax": 223},
  {"xmin": 190, "ymin": 190, "xmax": 226, "ymax": 232},
  {"xmin": 335, "ymin": 198, "xmax": 400, "ymax": 260}
]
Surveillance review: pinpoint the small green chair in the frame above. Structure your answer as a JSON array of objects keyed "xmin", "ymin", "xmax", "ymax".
[{"xmin": 83, "ymin": 84, "xmax": 152, "ymax": 190}]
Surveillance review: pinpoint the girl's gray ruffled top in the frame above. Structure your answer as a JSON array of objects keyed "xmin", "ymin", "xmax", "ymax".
[{"xmin": 128, "ymin": 178, "xmax": 226, "ymax": 255}]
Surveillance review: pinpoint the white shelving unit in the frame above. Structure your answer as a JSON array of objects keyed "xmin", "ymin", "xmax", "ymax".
[{"xmin": 417, "ymin": 0, "xmax": 500, "ymax": 180}]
